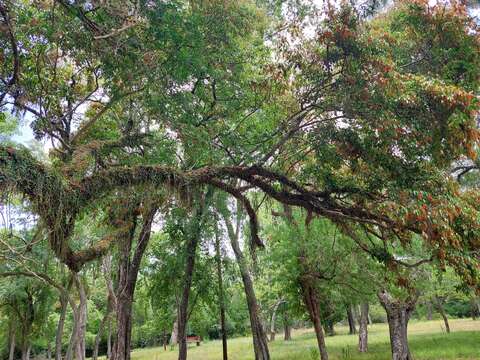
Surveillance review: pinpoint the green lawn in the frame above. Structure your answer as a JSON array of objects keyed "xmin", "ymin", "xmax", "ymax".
[{"xmin": 131, "ymin": 319, "xmax": 480, "ymax": 360}]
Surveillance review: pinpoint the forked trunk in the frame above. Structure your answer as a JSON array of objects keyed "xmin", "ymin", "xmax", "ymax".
[
  {"xmin": 300, "ymin": 280, "xmax": 328, "ymax": 360},
  {"xmin": 269, "ymin": 300, "xmax": 283, "ymax": 342},
  {"xmin": 222, "ymin": 208, "xmax": 270, "ymax": 360},
  {"xmin": 231, "ymin": 240, "xmax": 269, "ymax": 360},
  {"xmin": 358, "ymin": 303, "xmax": 368, "ymax": 352},
  {"xmin": 347, "ymin": 305, "xmax": 356, "ymax": 335},
  {"xmin": 378, "ymin": 291, "xmax": 417, "ymax": 360},
  {"xmin": 111, "ymin": 206, "xmax": 156, "ymax": 360},
  {"xmin": 433, "ymin": 297, "xmax": 450, "ymax": 333}
]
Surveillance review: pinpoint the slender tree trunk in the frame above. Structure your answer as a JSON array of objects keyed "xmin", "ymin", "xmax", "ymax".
[
  {"xmin": 8, "ymin": 327, "xmax": 15, "ymax": 360},
  {"xmin": 470, "ymin": 297, "xmax": 479, "ymax": 320},
  {"xmin": 269, "ymin": 300, "xmax": 283, "ymax": 342},
  {"xmin": 433, "ymin": 297, "xmax": 450, "ymax": 333},
  {"xmin": 21, "ymin": 342, "xmax": 30, "ymax": 360},
  {"xmin": 170, "ymin": 318, "xmax": 178, "ymax": 346},
  {"xmin": 66, "ymin": 299, "xmax": 80, "ymax": 360},
  {"xmin": 107, "ymin": 319, "xmax": 112, "ymax": 360},
  {"xmin": 347, "ymin": 305, "xmax": 356, "ymax": 335},
  {"xmin": 112, "ymin": 206, "xmax": 156, "ymax": 360},
  {"xmin": 177, "ymin": 231, "xmax": 198, "ymax": 360},
  {"xmin": 55, "ymin": 292, "xmax": 68, "ymax": 360},
  {"xmin": 163, "ymin": 328, "xmax": 167, "ymax": 351},
  {"xmin": 75, "ymin": 276, "xmax": 88, "ymax": 360},
  {"xmin": 425, "ymin": 301, "xmax": 433, "ymax": 321},
  {"xmin": 300, "ymin": 279, "xmax": 328, "ymax": 360},
  {"xmin": 47, "ymin": 342, "xmax": 52, "ymax": 360},
  {"xmin": 223, "ymin": 210, "xmax": 270, "ymax": 360},
  {"xmin": 214, "ymin": 219, "xmax": 228, "ymax": 360},
  {"xmin": 358, "ymin": 303, "xmax": 368, "ymax": 352},
  {"xmin": 283, "ymin": 317, "xmax": 292, "ymax": 341},
  {"xmin": 378, "ymin": 291, "xmax": 417, "ymax": 360},
  {"xmin": 324, "ymin": 322, "xmax": 335, "ymax": 337},
  {"xmin": 178, "ymin": 194, "xmax": 210, "ymax": 360},
  {"xmin": 93, "ymin": 307, "xmax": 112, "ymax": 360},
  {"xmin": 94, "ymin": 257, "xmax": 115, "ymax": 360}
]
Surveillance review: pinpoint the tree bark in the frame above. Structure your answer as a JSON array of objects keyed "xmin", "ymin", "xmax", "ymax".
[
  {"xmin": 107, "ymin": 319, "xmax": 112, "ymax": 359},
  {"xmin": 8, "ymin": 326, "xmax": 15, "ymax": 360},
  {"xmin": 177, "ymin": 227, "xmax": 199, "ymax": 360},
  {"xmin": 47, "ymin": 342, "xmax": 52, "ymax": 360},
  {"xmin": 324, "ymin": 322, "xmax": 335, "ymax": 337},
  {"xmin": 55, "ymin": 291, "xmax": 68, "ymax": 360},
  {"xmin": 214, "ymin": 219, "xmax": 228, "ymax": 360},
  {"xmin": 433, "ymin": 297, "xmax": 450, "ymax": 333},
  {"xmin": 283, "ymin": 315, "xmax": 292, "ymax": 341},
  {"xmin": 358, "ymin": 303, "xmax": 368, "ymax": 352},
  {"xmin": 93, "ymin": 306, "xmax": 112, "ymax": 360},
  {"xmin": 425, "ymin": 301, "xmax": 433, "ymax": 321},
  {"xmin": 170, "ymin": 318, "xmax": 178, "ymax": 346},
  {"xmin": 111, "ymin": 206, "xmax": 156, "ymax": 360},
  {"xmin": 378, "ymin": 291, "xmax": 418, "ymax": 360},
  {"xmin": 347, "ymin": 305, "xmax": 356, "ymax": 335},
  {"xmin": 222, "ymin": 209, "xmax": 270, "ymax": 360},
  {"xmin": 75, "ymin": 275, "xmax": 88, "ymax": 360},
  {"xmin": 21, "ymin": 343, "xmax": 30, "ymax": 360},
  {"xmin": 94, "ymin": 257, "xmax": 115, "ymax": 360},
  {"xmin": 300, "ymin": 279, "xmax": 328, "ymax": 360},
  {"xmin": 178, "ymin": 194, "xmax": 210, "ymax": 360},
  {"xmin": 269, "ymin": 300, "xmax": 283, "ymax": 342}
]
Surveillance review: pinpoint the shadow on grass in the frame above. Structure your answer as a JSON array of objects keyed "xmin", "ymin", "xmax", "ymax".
[{"xmin": 322, "ymin": 331, "xmax": 480, "ymax": 360}]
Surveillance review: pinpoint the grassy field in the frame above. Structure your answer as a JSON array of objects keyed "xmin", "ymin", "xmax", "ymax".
[{"xmin": 129, "ymin": 319, "xmax": 480, "ymax": 360}]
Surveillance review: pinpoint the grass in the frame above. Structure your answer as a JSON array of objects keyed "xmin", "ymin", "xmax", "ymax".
[{"xmin": 130, "ymin": 319, "xmax": 480, "ymax": 360}]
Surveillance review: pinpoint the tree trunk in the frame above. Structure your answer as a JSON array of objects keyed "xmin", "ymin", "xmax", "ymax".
[
  {"xmin": 283, "ymin": 313, "xmax": 291, "ymax": 341},
  {"xmin": 324, "ymin": 322, "xmax": 335, "ymax": 337},
  {"xmin": 433, "ymin": 297, "xmax": 450, "ymax": 333},
  {"xmin": 300, "ymin": 280, "xmax": 328, "ymax": 360},
  {"xmin": 214, "ymin": 219, "xmax": 228, "ymax": 360},
  {"xmin": 111, "ymin": 206, "xmax": 156, "ymax": 360},
  {"xmin": 107, "ymin": 319, "xmax": 112, "ymax": 360},
  {"xmin": 425, "ymin": 301, "xmax": 433, "ymax": 321},
  {"xmin": 347, "ymin": 305, "xmax": 356, "ymax": 335},
  {"xmin": 21, "ymin": 343, "xmax": 30, "ymax": 360},
  {"xmin": 66, "ymin": 297, "xmax": 80, "ymax": 360},
  {"xmin": 269, "ymin": 300, "xmax": 283, "ymax": 342},
  {"xmin": 8, "ymin": 327, "xmax": 15, "ymax": 360},
  {"xmin": 358, "ymin": 303, "xmax": 368, "ymax": 352},
  {"xmin": 223, "ymin": 210, "xmax": 270, "ymax": 360},
  {"xmin": 47, "ymin": 342, "xmax": 52, "ymax": 360},
  {"xmin": 170, "ymin": 318, "xmax": 178, "ymax": 346},
  {"xmin": 75, "ymin": 275, "xmax": 88, "ymax": 360},
  {"xmin": 378, "ymin": 291, "xmax": 418, "ymax": 360},
  {"xmin": 55, "ymin": 292, "xmax": 68, "ymax": 360},
  {"xmin": 177, "ymin": 230, "xmax": 199, "ymax": 360},
  {"xmin": 470, "ymin": 297, "xmax": 479, "ymax": 320},
  {"xmin": 93, "ymin": 307, "xmax": 112, "ymax": 360},
  {"xmin": 178, "ymin": 195, "xmax": 210, "ymax": 360}
]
